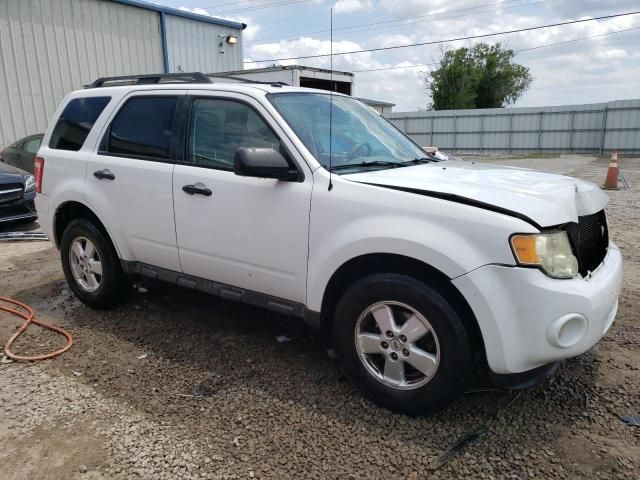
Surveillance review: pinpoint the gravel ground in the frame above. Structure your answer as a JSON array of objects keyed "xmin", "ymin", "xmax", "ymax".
[{"xmin": 1, "ymin": 154, "xmax": 638, "ymax": 480}]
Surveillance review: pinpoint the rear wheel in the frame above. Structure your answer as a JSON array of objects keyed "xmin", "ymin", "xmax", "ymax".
[
  {"xmin": 60, "ymin": 219, "xmax": 129, "ymax": 309},
  {"xmin": 333, "ymin": 273, "xmax": 471, "ymax": 415}
]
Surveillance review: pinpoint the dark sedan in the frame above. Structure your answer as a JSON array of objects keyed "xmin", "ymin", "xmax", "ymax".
[
  {"xmin": 0, "ymin": 162, "xmax": 37, "ymax": 225},
  {"xmin": 0, "ymin": 133, "xmax": 43, "ymax": 174}
]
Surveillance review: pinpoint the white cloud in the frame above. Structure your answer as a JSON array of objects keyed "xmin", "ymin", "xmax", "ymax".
[
  {"xmin": 595, "ymin": 48, "xmax": 628, "ymax": 61},
  {"xmin": 378, "ymin": 0, "xmax": 469, "ymax": 17},
  {"xmin": 369, "ymin": 33, "xmax": 413, "ymax": 48},
  {"xmin": 236, "ymin": 1, "xmax": 640, "ymax": 111},
  {"xmin": 178, "ymin": 6, "xmax": 261, "ymax": 42},
  {"xmin": 246, "ymin": 36, "xmax": 424, "ymax": 107},
  {"xmin": 333, "ymin": 0, "xmax": 373, "ymax": 14},
  {"xmin": 248, "ymin": 37, "xmax": 379, "ymax": 69},
  {"xmin": 178, "ymin": 6, "xmax": 207, "ymax": 16}
]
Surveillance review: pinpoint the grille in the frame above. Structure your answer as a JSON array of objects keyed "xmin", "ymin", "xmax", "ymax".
[
  {"xmin": 565, "ymin": 210, "xmax": 608, "ymax": 276},
  {"xmin": 0, "ymin": 184, "xmax": 23, "ymax": 203}
]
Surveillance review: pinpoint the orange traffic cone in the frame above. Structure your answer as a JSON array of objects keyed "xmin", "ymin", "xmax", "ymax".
[{"xmin": 603, "ymin": 150, "xmax": 619, "ymax": 190}]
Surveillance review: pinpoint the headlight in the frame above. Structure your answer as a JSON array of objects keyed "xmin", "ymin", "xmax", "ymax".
[
  {"xmin": 510, "ymin": 231, "xmax": 579, "ymax": 279},
  {"xmin": 24, "ymin": 175, "xmax": 36, "ymax": 192}
]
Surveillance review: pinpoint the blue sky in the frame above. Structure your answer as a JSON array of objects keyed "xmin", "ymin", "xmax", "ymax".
[{"xmin": 159, "ymin": 0, "xmax": 640, "ymax": 111}]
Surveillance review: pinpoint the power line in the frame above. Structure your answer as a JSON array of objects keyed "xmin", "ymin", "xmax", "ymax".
[
  {"xmin": 350, "ymin": 25, "xmax": 640, "ymax": 73},
  {"xmin": 351, "ymin": 63, "xmax": 437, "ymax": 73},
  {"xmin": 200, "ymin": 0, "xmax": 262, "ymax": 12},
  {"xmin": 202, "ymin": 0, "xmax": 312, "ymax": 16},
  {"xmin": 300, "ymin": 0, "xmax": 554, "ymax": 41},
  {"xmin": 515, "ymin": 24, "xmax": 640, "ymax": 52},
  {"xmin": 247, "ymin": 11, "xmax": 640, "ymax": 63},
  {"xmin": 245, "ymin": 0, "xmax": 532, "ymax": 45}
]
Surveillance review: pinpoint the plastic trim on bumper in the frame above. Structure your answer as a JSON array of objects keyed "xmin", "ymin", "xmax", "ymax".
[
  {"xmin": 0, "ymin": 195, "xmax": 37, "ymax": 223},
  {"xmin": 489, "ymin": 361, "xmax": 559, "ymax": 390},
  {"xmin": 452, "ymin": 242, "xmax": 623, "ymax": 375}
]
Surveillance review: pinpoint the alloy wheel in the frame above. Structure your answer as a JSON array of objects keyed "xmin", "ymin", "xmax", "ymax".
[
  {"xmin": 69, "ymin": 236, "xmax": 103, "ymax": 293},
  {"xmin": 354, "ymin": 301, "xmax": 440, "ymax": 390}
]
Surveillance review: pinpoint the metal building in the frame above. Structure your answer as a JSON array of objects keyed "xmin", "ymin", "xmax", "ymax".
[
  {"xmin": 219, "ymin": 65, "xmax": 396, "ymax": 113},
  {"xmin": 220, "ymin": 65, "xmax": 356, "ymax": 95},
  {"xmin": 0, "ymin": 0, "xmax": 245, "ymax": 147},
  {"xmin": 357, "ymin": 97, "xmax": 395, "ymax": 115}
]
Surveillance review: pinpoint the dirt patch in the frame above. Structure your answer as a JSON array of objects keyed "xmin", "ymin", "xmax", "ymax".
[{"xmin": 1, "ymin": 420, "xmax": 108, "ymax": 480}]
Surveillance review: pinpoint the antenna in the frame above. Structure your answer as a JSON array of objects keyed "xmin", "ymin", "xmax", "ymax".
[{"xmin": 328, "ymin": 7, "xmax": 334, "ymax": 192}]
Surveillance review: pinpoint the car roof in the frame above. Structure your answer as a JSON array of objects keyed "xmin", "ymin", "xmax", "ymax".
[
  {"xmin": 67, "ymin": 82, "xmax": 350, "ymax": 99},
  {"xmin": 6, "ymin": 133, "xmax": 42, "ymax": 148},
  {"xmin": 23, "ymin": 133, "xmax": 44, "ymax": 140}
]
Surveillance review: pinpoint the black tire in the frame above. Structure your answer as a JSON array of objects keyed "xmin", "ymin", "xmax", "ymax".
[
  {"xmin": 333, "ymin": 273, "xmax": 471, "ymax": 415},
  {"xmin": 60, "ymin": 218, "xmax": 129, "ymax": 309}
]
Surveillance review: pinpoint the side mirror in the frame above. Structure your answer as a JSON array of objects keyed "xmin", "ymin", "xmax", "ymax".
[{"xmin": 234, "ymin": 147, "xmax": 298, "ymax": 181}]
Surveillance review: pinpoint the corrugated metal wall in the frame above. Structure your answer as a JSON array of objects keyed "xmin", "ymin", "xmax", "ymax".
[
  {"xmin": 0, "ymin": 0, "xmax": 164, "ymax": 146},
  {"xmin": 0, "ymin": 0, "xmax": 245, "ymax": 148},
  {"xmin": 386, "ymin": 99, "xmax": 640, "ymax": 153},
  {"xmin": 164, "ymin": 15, "xmax": 243, "ymax": 74}
]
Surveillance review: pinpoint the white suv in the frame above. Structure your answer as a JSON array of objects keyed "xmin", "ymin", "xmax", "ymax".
[{"xmin": 35, "ymin": 73, "xmax": 623, "ymax": 414}]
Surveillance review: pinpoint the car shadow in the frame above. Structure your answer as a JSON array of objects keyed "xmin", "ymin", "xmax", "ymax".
[{"xmin": 13, "ymin": 277, "xmax": 600, "ymax": 462}]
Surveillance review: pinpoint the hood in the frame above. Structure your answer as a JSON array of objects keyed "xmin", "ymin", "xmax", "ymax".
[
  {"xmin": 0, "ymin": 162, "xmax": 28, "ymax": 189},
  {"xmin": 343, "ymin": 160, "xmax": 608, "ymax": 228},
  {"xmin": 0, "ymin": 161, "xmax": 29, "ymax": 177}
]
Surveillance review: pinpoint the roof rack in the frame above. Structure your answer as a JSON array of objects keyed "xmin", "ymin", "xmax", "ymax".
[
  {"xmin": 87, "ymin": 72, "xmax": 212, "ymax": 88},
  {"xmin": 205, "ymin": 73, "xmax": 289, "ymax": 86},
  {"xmin": 85, "ymin": 72, "xmax": 290, "ymax": 89},
  {"xmin": 205, "ymin": 74, "xmax": 256, "ymax": 84}
]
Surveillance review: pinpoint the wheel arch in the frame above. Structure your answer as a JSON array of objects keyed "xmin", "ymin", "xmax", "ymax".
[
  {"xmin": 319, "ymin": 253, "xmax": 486, "ymax": 363},
  {"xmin": 54, "ymin": 201, "xmax": 120, "ymax": 257}
]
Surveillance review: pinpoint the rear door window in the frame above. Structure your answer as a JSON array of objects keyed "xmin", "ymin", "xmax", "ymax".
[
  {"xmin": 49, "ymin": 97, "xmax": 111, "ymax": 151},
  {"xmin": 103, "ymin": 96, "xmax": 178, "ymax": 160}
]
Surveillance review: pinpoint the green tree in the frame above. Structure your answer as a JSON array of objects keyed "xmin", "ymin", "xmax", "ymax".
[{"xmin": 426, "ymin": 43, "xmax": 532, "ymax": 110}]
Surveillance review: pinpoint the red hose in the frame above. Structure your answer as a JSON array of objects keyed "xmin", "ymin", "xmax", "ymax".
[{"xmin": 1, "ymin": 296, "xmax": 73, "ymax": 361}]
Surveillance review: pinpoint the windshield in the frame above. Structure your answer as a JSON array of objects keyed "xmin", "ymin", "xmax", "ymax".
[{"xmin": 268, "ymin": 93, "xmax": 430, "ymax": 173}]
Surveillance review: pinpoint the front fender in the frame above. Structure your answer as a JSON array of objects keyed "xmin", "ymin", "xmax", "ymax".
[
  {"xmin": 306, "ymin": 214, "xmax": 530, "ymax": 312},
  {"xmin": 306, "ymin": 172, "xmax": 538, "ymax": 312}
]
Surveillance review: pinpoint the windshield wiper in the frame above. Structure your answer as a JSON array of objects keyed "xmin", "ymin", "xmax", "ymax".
[
  {"xmin": 330, "ymin": 160, "xmax": 404, "ymax": 171},
  {"xmin": 402, "ymin": 156, "xmax": 438, "ymax": 165}
]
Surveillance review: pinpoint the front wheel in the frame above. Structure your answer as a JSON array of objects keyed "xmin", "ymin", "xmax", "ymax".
[{"xmin": 333, "ymin": 273, "xmax": 471, "ymax": 415}]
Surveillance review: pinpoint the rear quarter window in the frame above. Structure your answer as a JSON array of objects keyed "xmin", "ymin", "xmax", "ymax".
[{"xmin": 49, "ymin": 96, "xmax": 111, "ymax": 151}]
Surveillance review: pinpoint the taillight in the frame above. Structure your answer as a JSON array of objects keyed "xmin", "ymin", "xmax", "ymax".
[{"xmin": 34, "ymin": 156, "xmax": 45, "ymax": 193}]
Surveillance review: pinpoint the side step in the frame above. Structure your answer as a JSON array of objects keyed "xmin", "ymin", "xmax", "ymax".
[{"xmin": 121, "ymin": 260, "xmax": 320, "ymax": 326}]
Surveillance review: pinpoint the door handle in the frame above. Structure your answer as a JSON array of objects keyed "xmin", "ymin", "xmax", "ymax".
[
  {"xmin": 182, "ymin": 183, "xmax": 212, "ymax": 196},
  {"xmin": 93, "ymin": 169, "xmax": 115, "ymax": 180}
]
